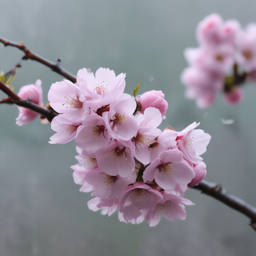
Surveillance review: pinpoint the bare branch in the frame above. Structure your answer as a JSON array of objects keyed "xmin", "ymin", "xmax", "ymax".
[
  {"xmin": 191, "ymin": 180, "xmax": 256, "ymax": 231},
  {"xmin": 0, "ymin": 36, "xmax": 76, "ymax": 83},
  {"xmin": 0, "ymin": 81, "xmax": 58, "ymax": 121}
]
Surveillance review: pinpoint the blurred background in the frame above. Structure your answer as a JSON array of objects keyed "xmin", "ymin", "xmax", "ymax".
[{"xmin": 1, "ymin": 0, "xmax": 256, "ymax": 255}]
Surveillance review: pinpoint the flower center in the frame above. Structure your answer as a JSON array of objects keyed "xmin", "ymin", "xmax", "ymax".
[
  {"xmin": 185, "ymin": 136, "xmax": 194, "ymax": 150},
  {"xmin": 157, "ymin": 163, "xmax": 174, "ymax": 177},
  {"xmin": 63, "ymin": 95, "xmax": 83, "ymax": 109},
  {"xmin": 92, "ymin": 125, "xmax": 105, "ymax": 137},
  {"xmin": 156, "ymin": 202, "xmax": 171, "ymax": 215},
  {"xmin": 130, "ymin": 189, "xmax": 148, "ymax": 202},
  {"xmin": 133, "ymin": 133, "xmax": 151, "ymax": 147},
  {"xmin": 84, "ymin": 157, "xmax": 97, "ymax": 169},
  {"xmin": 65, "ymin": 125, "xmax": 77, "ymax": 134},
  {"xmin": 112, "ymin": 114, "xmax": 126, "ymax": 125},
  {"xmin": 242, "ymin": 50, "xmax": 253, "ymax": 60},
  {"xmin": 94, "ymin": 82, "xmax": 107, "ymax": 96},
  {"xmin": 101, "ymin": 173, "xmax": 117, "ymax": 186},
  {"xmin": 113, "ymin": 146, "xmax": 126, "ymax": 160},
  {"xmin": 215, "ymin": 54, "xmax": 224, "ymax": 62}
]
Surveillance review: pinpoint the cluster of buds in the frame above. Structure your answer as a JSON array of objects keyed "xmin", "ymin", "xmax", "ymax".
[
  {"xmin": 181, "ymin": 13, "xmax": 256, "ymax": 108},
  {"xmin": 46, "ymin": 67, "xmax": 211, "ymax": 226}
]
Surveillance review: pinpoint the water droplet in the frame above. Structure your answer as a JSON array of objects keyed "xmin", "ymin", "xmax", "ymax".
[{"xmin": 221, "ymin": 118, "xmax": 234, "ymax": 125}]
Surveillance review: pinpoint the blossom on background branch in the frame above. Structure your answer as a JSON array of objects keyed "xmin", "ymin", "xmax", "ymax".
[
  {"xmin": 181, "ymin": 14, "xmax": 256, "ymax": 108},
  {"xmin": 0, "ymin": 36, "xmax": 76, "ymax": 83}
]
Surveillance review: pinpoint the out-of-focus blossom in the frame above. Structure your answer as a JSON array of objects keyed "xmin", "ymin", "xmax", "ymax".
[
  {"xmin": 224, "ymin": 86, "xmax": 243, "ymax": 105},
  {"xmin": 181, "ymin": 13, "xmax": 256, "ymax": 107},
  {"xmin": 16, "ymin": 79, "xmax": 44, "ymax": 126}
]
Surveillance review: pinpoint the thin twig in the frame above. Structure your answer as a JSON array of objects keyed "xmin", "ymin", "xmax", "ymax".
[
  {"xmin": 192, "ymin": 180, "xmax": 256, "ymax": 231},
  {"xmin": 0, "ymin": 36, "xmax": 76, "ymax": 83},
  {"xmin": 0, "ymin": 81, "xmax": 58, "ymax": 121}
]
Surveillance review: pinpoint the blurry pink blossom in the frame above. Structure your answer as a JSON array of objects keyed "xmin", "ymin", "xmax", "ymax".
[
  {"xmin": 224, "ymin": 87, "xmax": 243, "ymax": 105},
  {"xmin": 16, "ymin": 79, "xmax": 44, "ymax": 126}
]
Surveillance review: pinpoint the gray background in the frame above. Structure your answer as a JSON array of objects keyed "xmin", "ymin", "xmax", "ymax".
[{"xmin": 1, "ymin": 0, "xmax": 256, "ymax": 255}]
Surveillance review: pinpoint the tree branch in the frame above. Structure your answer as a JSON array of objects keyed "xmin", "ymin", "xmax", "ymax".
[
  {"xmin": 0, "ymin": 81, "xmax": 58, "ymax": 121},
  {"xmin": 192, "ymin": 180, "xmax": 256, "ymax": 231},
  {"xmin": 0, "ymin": 36, "xmax": 76, "ymax": 83}
]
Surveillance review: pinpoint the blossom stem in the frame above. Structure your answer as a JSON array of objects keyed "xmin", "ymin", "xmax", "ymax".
[
  {"xmin": 0, "ymin": 81, "xmax": 58, "ymax": 121},
  {"xmin": 192, "ymin": 180, "xmax": 256, "ymax": 231},
  {"xmin": 0, "ymin": 36, "xmax": 76, "ymax": 83}
]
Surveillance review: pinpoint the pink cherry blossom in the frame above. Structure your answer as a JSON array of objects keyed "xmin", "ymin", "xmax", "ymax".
[
  {"xmin": 75, "ymin": 114, "xmax": 110, "ymax": 153},
  {"xmin": 197, "ymin": 14, "xmax": 240, "ymax": 47},
  {"xmin": 131, "ymin": 107, "xmax": 162, "ymax": 165},
  {"xmin": 177, "ymin": 122, "xmax": 211, "ymax": 165},
  {"xmin": 143, "ymin": 149, "xmax": 194, "ymax": 191},
  {"xmin": 96, "ymin": 140, "xmax": 135, "ymax": 178},
  {"xmin": 49, "ymin": 115, "xmax": 80, "ymax": 144},
  {"xmin": 102, "ymin": 94, "xmax": 138, "ymax": 141},
  {"xmin": 77, "ymin": 67, "xmax": 126, "ymax": 111},
  {"xmin": 16, "ymin": 79, "xmax": 43, "ymax": 126},
  {"xmin": 84, "ymin": 168, "xmax": 136, "ymax": 199},
  {"xmin": 145, "ymin": 192, "xmax": 194, "ymax": 227},
  {"xmin": 236, "ymin": 24, "xmax": 256, "ymax": 71},
  {"xmin": 118, "ymin": 182, "xmax": 163, "ymax": 223},
  {"xmin": 48, "ymin": 79, "xmax": 87, "ymax": 122},
  {"xmin": 196, "ymin": 13, "xmax": 224, "ymax": 46},
  {"xmin": 224, "ymin": 87, "xmax": 243, "ymax": 105},
  {"xmin": 149, "ymin": 128, "xmax": 178, "ymax": 163},
  {"xmin": 222, "ymin": 20, "xmax": 241, "ymax": 46},
  {"xmin": 71, "ymin": 164, "xmax": 93, "ymax": 192},
  {"xmin": 88, "ymin": 197, "xmax": 119, "ymax": 216},
  {"xmin": 75, "ymin": 148, "xmax": 98, "ymax": 170},
  {"xmin": 188, "ymin": 162, "xmax": 207, "ymax": 187},
  {"xmin": 138, "ymin": 90, "xmax": 168, "ymax": 117},
  {"xmin": 184, "ymin": 46, "xmax": 235, "ymax": 74},
  {"xmin": 181, "ymin": 67, "xmax": 222, "ymax": 108}
]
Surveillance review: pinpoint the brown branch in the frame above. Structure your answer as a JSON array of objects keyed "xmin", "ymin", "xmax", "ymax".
[
  {"xmin": 192, "ymin": 180, "xmax": 256, "ymax": 231},
  {"xmin": 0, "ymin": 36, "xmax": 76, "ymax": 83},
  {"xmin": 0, "ymin": 81, "xmax": 58, "ymax": 121}
]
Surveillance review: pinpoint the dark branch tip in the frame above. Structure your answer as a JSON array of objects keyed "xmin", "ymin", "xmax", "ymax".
[
  {"xmin": 52, "ymin": 59, "xmax": 61, "ymax": 72},
  {"xmin": 249, "ymin": 220, "xmax": 256, "ymax": 231}
]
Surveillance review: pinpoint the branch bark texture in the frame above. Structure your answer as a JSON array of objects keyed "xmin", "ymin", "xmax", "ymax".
[
  {"xmin": 0, "ymin": 81, "xmax": 58, "ymax": 121},
  {"xmin": 192, "ymin": 180, "xmax": 256, "ymax": 231},
  {"xmin": 0, "ymin": 36, "xmax": 76, "ymax": 83}
]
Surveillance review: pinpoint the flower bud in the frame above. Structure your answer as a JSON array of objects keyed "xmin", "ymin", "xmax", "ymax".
[
  {"xmin": 138, "ymin": 90, "xmax": 168, "ymax": 117},
  {"xmin": 224, "ymin": 87, "xmax": 243, "ymax": 105},
  {"xmin": 16, "ymin": 79, "xmax": 43, "ymax": 126}
]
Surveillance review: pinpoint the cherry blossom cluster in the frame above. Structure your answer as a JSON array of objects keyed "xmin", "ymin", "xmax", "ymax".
[
  {"xmin": 181, "ymin": 13, "xmax": 256, "ymax": 108},
  {"xmin": 45, "ymin": 67, "xmax": 211, "ymax": 226}
]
